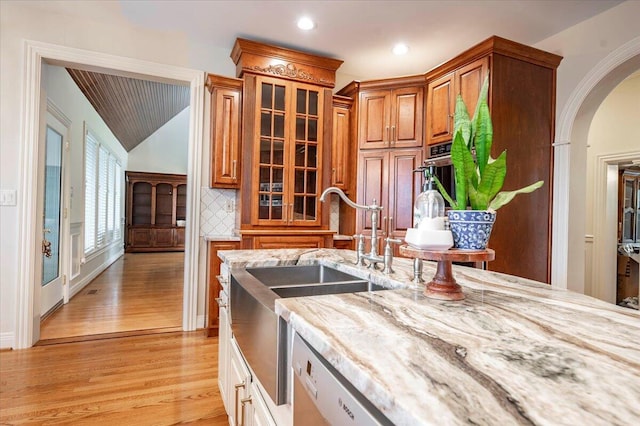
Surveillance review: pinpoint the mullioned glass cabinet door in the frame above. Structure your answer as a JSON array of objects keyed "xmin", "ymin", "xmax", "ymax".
[{"xmin": 254, "ymin": 76, "xmax": 323, "ymax": 226}]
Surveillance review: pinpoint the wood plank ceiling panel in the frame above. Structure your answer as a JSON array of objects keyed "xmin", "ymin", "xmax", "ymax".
[{"xmin": 66, "ymin": 68, "xmax": 190, "ymax": 152}]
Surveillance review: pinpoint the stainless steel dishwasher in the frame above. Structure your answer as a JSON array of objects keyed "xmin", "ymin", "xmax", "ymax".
[{"xmin": 291, "ymin": 332, "xmax": 393, "ymax": 426}]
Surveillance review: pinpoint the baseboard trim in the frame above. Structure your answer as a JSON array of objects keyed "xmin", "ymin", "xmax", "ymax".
[
  {"xmin": 69, "ymin": 250, "xmax": 124, "ymax": 299},
  {"xmin": 196, "ymin": 314, "xmax": 205, "ymax": 329},
  {"xmin": 1, "ymin": 332, "xmax": 15, "ymax": 350}
]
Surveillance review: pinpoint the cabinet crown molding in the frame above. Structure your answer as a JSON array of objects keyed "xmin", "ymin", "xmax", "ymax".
[
  {"xmin": 206, "ymin": 74, "xmax": 243, "ymax": 93},
  {"xmin": 425, "ymin": 35, "xmax": 563, "ymax": 81},
  {"xmin": 231, "ymin": 38, "xmax": 343, "ymax": 88}
]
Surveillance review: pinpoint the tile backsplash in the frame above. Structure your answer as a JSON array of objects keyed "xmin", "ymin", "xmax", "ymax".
[
  {"xmin": 200, "ymin": 187, "xmax": 237, "ymax": 236},
  {"xmin": 200, "ymin": 188, "xmax": 341, "ymax": 236}
]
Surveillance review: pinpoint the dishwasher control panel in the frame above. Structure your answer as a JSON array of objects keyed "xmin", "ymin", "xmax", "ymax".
[{"xmin": 291, "ymin": 332, "xmax": 392, "ymax": 426}]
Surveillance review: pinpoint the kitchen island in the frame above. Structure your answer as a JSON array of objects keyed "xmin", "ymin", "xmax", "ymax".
[{"xmin": 219, "ymin": 248, "xmax": 640, "ymax": 425}]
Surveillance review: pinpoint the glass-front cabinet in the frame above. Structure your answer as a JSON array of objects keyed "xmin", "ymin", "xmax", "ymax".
[
  {"xmin": 254, "ymin": 76, "xmax": 323, "ymax": 226},
  {"xmin": 620, "ymin": 170, "xmax": 640, "ymax": 244}
]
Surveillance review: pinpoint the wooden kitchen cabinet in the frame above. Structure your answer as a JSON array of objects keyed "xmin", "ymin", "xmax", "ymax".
[
  {"xmin": 331, "ymin": 95, "xmax": 353, "ymax": 190},
  {"xmin": 248, "ymin": 75, "xmax": 326, "ymax": 227},
  {"xmin": 358, "ymin": 85, "xmax": 424, "ymax": 149},
  {"xmin": 207, "ymin": 240, "xmax": 240, "ymax": 337},
  {"xmin": 207, "ymin": 74, "xmax": 242, "ymax": 188},
  {"xmin": 232, "ymin": 37, "xmax": 343, "ymax": 248},
  {"xmin": 125, "ymin": 171, "xmax": 186, "ymax": 252},
  {"xmin": 424, "ymin": 36, "xmax": 562, "ymax": 283},
  {"xmin": 356, "ymin": 148, "xmax": 423, "ymax": 253},
  {"xmin": 426, "ymin": 57, "xmax": 488, "ymax": 146}
]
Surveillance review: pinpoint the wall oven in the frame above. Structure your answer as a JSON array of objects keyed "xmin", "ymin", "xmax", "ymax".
[{"xmin": 426, "ymin": 142, "xmax": 455, "ymax": 207}]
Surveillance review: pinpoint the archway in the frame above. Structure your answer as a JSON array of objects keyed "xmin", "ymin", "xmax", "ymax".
[{"xmin": 552, "ymin": 37, "xmax": 640, "ymax": 295}]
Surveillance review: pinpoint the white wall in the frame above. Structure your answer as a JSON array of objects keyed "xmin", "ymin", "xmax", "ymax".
[
  {"xmin": 584, "ymin": 73, "xmax": 640, "ymax": 297},
  {"xmin": 2, "ymin": 0, "xmax": 639, "ymax": 348},
  {"xmin": 535, "ymin": 1, "xmax": 640, "ymax": 293},
  {"xmin": 44, "ymin": 65, "xmax": 128, "ymax": 222},
  {"xmin": 127, "ymin": 107, "xmax": 190, "ymax": 175}
]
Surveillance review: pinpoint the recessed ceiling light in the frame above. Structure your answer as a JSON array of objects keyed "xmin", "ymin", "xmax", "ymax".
[
  {"xmin": 392, "ymin": 43, "xmax": 409, "ymax": 55},
  {"xmin": 297, "ymin": 17, "xmax": 315, "ymax": 31}
]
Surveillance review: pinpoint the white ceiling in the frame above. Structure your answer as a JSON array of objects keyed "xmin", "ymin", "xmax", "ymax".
[{"xmin": 115, "ymin": 0, "xmax": 624, "ymax": 80}]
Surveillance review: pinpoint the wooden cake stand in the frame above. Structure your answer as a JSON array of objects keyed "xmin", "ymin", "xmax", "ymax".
[{"xmin": 399, "ymin": 245, "xmax": 495, "ymax": 301}]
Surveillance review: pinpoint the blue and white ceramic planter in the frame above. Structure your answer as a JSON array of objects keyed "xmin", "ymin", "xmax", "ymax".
[{"xmin": 447, "ymin": 210, "xmax": 496, "ymax": 250}]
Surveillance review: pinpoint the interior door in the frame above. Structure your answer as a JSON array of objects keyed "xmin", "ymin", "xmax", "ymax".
[{"xmin": 40, "ymin": 111, "xmax": 67, "ymax": 317}]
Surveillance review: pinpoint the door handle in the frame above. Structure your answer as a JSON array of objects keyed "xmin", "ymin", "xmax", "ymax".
[
  {"xmin": 234, "ymin": 381, "xmax": 245, "ymax": 425},
  {"xmin": 42, "ymin": 239, "xmax": 52, "ymax": 258},
  {"xmin": 240, "ymin": 396, "xmax": 252, "ymax": 426},
  {"xmin": 232, "ymin": 160, "xmax": 237, "ymax": 180}
]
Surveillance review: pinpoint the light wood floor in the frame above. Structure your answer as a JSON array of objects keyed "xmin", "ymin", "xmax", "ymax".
[
  {"xmin": 0, "ymin": 332, "xmax": 228, "ymax": 425},
  {"xmin": 40, "ymin": 252, "xmax": 184, "ymax": 342}
]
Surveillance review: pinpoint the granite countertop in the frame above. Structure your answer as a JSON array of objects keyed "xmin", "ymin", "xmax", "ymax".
[
  {"xmin": 203, "ymin": 234, "xmax": 241, "ymax": 242},
  {"xmin": 219, "ymin": 248, "xmax": 640, "ymax": 426}
]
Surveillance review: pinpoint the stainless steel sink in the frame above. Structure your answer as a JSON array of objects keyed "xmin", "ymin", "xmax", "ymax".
[
  {"xmin": 246, "ymin": 264, "xmax": 365, "ymax": 287},
  {"xmin": 271, "ymin": 281, "xmax": 386, "ymax": 298},
  {"xmin": 230, "ymin": 263, "xmax": 387, "ymax": 406}
]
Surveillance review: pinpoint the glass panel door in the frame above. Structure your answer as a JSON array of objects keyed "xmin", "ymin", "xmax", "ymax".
[
  {"xmin": 291, "ymin": 87, "xmax": 320, "ymax": 223},
  {"xmin": 257, "ymin": 80, "xmax": 287, "ymax": 222},
  {"xmin": 42, "ymin": 125, "xmax": 63, "ymax": 286}
]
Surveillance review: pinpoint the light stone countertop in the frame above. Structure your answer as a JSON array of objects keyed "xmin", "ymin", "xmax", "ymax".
[
  {"xmin": 219, "ymin": 248, "xmax": 640, "ymax": 426},
  {"xmin": 203, "ymin": 234, "xmax": 241, "ymax": 242}
]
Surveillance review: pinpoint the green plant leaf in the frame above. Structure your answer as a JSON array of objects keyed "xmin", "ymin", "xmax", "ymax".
[
  {"xmin": 477, "ymin": 150, "xmax": 506, "ymax": 203},
  {"xmin": 468, "ymin": 179, "xmax": 489, "ymax": 210},
  {"xmin": 473, "ymin": 101, "xmax": 493, "ymax": 176},
  {"xmin": 488, "ymin": 180, "xmax": 544, "ymax": 211},
  {"xmin": 471, "ymin": 75, "xmax": 490, "ymax": 124},
  {"xmin": 453, "ymin": 94, "xmax": 471, "ymax": 147},
  {"xmin": 433, "ymin": 175, "xmax": 456, "ymax": 208},
  {"xmin": 450, "ymin": 130, "xmax": 470, "ymax": 210}
]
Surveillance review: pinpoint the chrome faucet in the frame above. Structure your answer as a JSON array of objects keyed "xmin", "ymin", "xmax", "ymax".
[{"xmin": 319, "ymin": 187, "xmax": 400, "ymax": 273}]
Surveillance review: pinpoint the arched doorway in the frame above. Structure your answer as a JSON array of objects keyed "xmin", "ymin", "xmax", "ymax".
[{"xmin": 552, "ymin": 38, "xmax": 640, "ymax": 298}]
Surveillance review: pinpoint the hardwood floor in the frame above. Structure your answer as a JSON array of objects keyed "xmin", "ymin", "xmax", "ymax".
[
  {"xmin": 0, "ymin": 332, "xmax": 228, "ymax": 425},
  {"xmin": 40, "ymin": 252, "xmax": 184, "ymax": 342}
]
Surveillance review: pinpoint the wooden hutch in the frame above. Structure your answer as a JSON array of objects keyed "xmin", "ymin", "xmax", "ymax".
[{"xmin": 125, "ymin": 171, "xmax": 187, "ymax": 252}]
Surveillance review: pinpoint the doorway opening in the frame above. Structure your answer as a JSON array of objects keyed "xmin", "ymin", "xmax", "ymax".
[{"xmin": 15, "ymin": 41, "xmax": 204, "ymax": 349}]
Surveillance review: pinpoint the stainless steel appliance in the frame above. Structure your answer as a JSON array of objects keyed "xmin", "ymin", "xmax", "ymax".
[
  {"xmin": 426, "ymin": 142, "xmax": 455, "ymax": 207},
  {"xmin": 292, "ymin": 332, "xmax": 393, "ymax": 426},
  {"xmin": 230, "ymin": 264, "xmax": 387, "ymax": 406}
]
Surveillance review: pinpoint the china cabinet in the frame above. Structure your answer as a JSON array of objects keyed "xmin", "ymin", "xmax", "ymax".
[{"xmin": 125, "ymin": 171, "xmax": 186, "ymax": 252}]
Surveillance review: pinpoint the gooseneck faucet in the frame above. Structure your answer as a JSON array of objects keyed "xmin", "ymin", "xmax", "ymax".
[{"xmin": 319, "ymin": 187, "xmax": 400, "ymax": 273}]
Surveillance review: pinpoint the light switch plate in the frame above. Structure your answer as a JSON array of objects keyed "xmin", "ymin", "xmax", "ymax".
[{"xmin": 0, "ymin": 190, "xmax": 17, "ymax": 206}]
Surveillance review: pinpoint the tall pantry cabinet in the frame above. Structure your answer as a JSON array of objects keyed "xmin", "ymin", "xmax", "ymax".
[
  {"xmin": 337, "ymin": 76, "xmax": 425, "ymax": 253},
  {"xmin": 424, "ymin": 36, "xmax": 562, "ymax": 283}
]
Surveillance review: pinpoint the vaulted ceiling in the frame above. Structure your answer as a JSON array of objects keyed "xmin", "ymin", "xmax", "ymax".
[{"xmin": 66, "ymin": 68, "xmax": 189, "ymax": 152}]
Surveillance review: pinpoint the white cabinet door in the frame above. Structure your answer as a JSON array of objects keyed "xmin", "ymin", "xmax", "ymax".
[
  {"xmin": 218, "ymin": 288, "xmax": 230, "ymax": 413},
  {"xmin": 250, "ymin": 382, "xmax": 277, "ymax": 426},
  {"xmin": 229, "ymin": 339, "xmax": 251, "ymax": 426}
]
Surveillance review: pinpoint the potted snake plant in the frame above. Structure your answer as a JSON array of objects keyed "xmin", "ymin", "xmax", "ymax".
[{"xmin": 434, "ymin": 75, "xmax": 543, "ymax": 250}]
